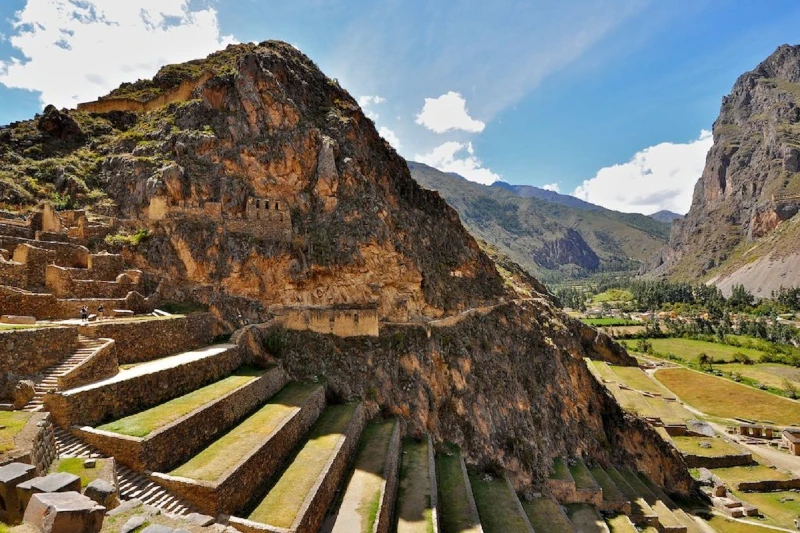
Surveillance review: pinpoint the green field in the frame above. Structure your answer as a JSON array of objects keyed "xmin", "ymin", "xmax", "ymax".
[
  {"xmin": 735, "ymin": 490, "xmax": 800, "ymax": 530},
  {"xmin": 649, "ymin": 338, "xmax": 766, "ymax": 364},
  {"xmin": 654, "ymin": 368, "xmax": 800, "ymax": 426},
  {"xmin": 670, "ymin": 436, "xmax": 742, "ymax": 457},
  {"xmin": 248, "ymin": 403, "xmax": 359, "ymax": 527},
  {"xmin": 609, "ymin": 366, "xmax": 670, "ymax": 395},
  {"xmin": 712, "ymin": 465, "xmax": 793, "ymax": 485},
  {"xmin": 704, "ymin": 516, "xmax": 776, "ymax": 532},
  {"xmin": 721, "ymin": 363, "xmax": 800, "ymax": 390},
  {"xmin": 469, "ymin": 471, "xmax": 531, "ymax": 532},
  {"xmin": 436, "ymin": 443, "xmax": 481, "ymax": 533},
  {"xmin": 53, "ymin": 457, "xmax": 104, "ymax": 487},
  {"xmin": 590, "ymin": 289, "xmax": 633, "ymax": 304},
  {"xmin": 582, "ymin": 317, "xmax": 639, "ymax": 327},
  {"xmin": 98, "ymin": 367, "xmax": 263, "ymax": 437},
  {"xmin": 0, "ymin": 411, "xmax": 32, "ymax": 452}
]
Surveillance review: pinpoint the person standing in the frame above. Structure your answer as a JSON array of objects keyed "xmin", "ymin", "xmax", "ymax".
[
  {"xmin": 80, "ymin": 306, "xmax": 88, "ymax": 324},
  {"xmin": 97, "ymin": 304, "xmax": 105, "ymax": 321}
]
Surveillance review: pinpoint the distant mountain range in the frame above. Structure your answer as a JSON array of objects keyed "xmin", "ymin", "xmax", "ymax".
[
  {"xmin": 408, "ymin": 162, "xmax": 670, "ymax": 284},
  {"xmin": 648, "ymin": 210, "xmax": 683, "ymax": 223}
]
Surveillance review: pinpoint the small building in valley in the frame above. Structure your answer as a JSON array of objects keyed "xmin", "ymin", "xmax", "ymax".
[{"xmin": 782, "ymin": 428, "xmax": 800, "ymax": 455}]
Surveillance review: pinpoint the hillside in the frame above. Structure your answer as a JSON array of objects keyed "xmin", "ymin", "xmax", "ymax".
[
  {"xmin": 409, "ymin": 162, "xmax": 670, "ymax": 284},
  {"xmin": 647, "ymin": 44, "xmax": 800, "ymax": 296},
  {"xmin": 649, "ymin": 210, "xmax": 683, "ymax": 223},
  {"xmin": 0, "ymin": 41, "xmax": 690, "ymax": 492}
]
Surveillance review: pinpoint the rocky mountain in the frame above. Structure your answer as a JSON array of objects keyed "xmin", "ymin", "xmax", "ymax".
[
  {"xmin": 409, "ymin": 162, "xmax": 671, "ymax": 284},
  {"xmin": 649, "ymin": 210, "xmax": 683, "ymax": 224},
  {"xmin": 0, "ymin": 41, "xmax": 690, "ymax": 491},
  {"xmin": 647, "ymin": 44, "xmax": 800, "ymax": 296}
]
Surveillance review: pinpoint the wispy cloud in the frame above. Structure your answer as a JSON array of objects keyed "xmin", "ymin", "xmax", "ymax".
[
  {"xmin": 0, "ymin": 0, "xmax": 235, "ymax": 108},
  {"xmin": 415, "ymin": 141, "xmax": 501, "ymax": 185}
]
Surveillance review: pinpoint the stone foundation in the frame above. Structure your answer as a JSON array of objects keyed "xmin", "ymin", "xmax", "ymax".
[
  {"xmin": 736, "ymin": 478, "xmax": 800, "ymax": 492},
  {"xmin": 78, "ymin": 313, "xmax": 221, "ymax": 364},
  {"xmin": 0, "ymin": 326, "xmax": 78, "ymax": 376},
  {"xmin": 0, "ymin": 285, "xmax": 152, "ymax": 320},
  {"xmin": 45, "ymin": 345, "xmax": 242, "ymax": 428},
  {"xmin": 0, "ymin": 236, "xmax": 88, "ymax": 269},
  {"xmin": 152, "ymin": 385, "xmax": 326, "ymax": 516},
  {"xmin": 278, "ymin": 306, "xmax": 380, "ymax": 337},
  {"xmin": 76, "ymin": 366, "xmax": 288, "ymax": 472}
]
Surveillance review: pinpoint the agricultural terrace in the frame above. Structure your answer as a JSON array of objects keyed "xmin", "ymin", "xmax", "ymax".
[
  {"xmin": 654, "ymin": 368, "xmax": 800, "ymax": 426},
  {"xmin": 648, "ymin": 338, "xmax": 766, "ymax": 364}
]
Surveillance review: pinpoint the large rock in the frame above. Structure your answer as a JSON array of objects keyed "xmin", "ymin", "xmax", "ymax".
[
  {"xmin": 17, "ymin": 472, "xmax": 81, "ymax": 510},
  {"xmin": 22, "ymin": 491, "xmax": 104, "ymax": 533},
  {"xmin": 83, "ymin": 479, "xmax": 118, "ymax": 509},
  {"xmin": 0, "ymin": 462, "xmax": 36, "ymax": 524},
  {"xmin": 36, "ymin": 105, "xmax": 83, "ymax": 141},
  {"xmin": 12, "ymin": 379, "xmax": 36, "ymax": 409}
]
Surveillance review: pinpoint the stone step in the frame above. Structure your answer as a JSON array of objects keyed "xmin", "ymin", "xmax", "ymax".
[
  {"xmin": 635, "ymin": 474, "xmax": 705, "ymax": 533},
  {"xmin": 46, "ymin": 343, "xmax": 241, "ymax": 427},
  {"xmin": 76, "ymin": 365, "xmax": 288, "ymax": 472},
  {"xmin": 565, "ymin": 503, "xmax": 610, "ymax": 533},
  {"xmin": 327, "ymin": 418, "xmax": 401, "ymax": 533},
  {"xmin": 604, "ymin": 513, "xmax": 639, "ymax": 532},
  {"xmin": 153, "ymin": 382, "xmax": 326, "ymax": 517},
  {"xmin": 605, "ymin": 466, "xmax": 658, "ymax": 528},
  {"xmin": 522, "ymin": 496, "xmax": 576, "ymax": 533},
  {"xmin": 618, "ymin": 469, "xmax": 686, "ymax": 533},
  {"xmin": 393, "ymin": 436, "xmax": 441, "ymax": 533},
  {"xmin": 53, "ymin": 427, "xmax": 195, "ymax": 515},
  {"xmin": 469, "ymin": 469, "xmax": 533, "ymax": 533},
  {"xmin": 434, "ymin": 443, "xmax": 483, "ymax": 533},
  {"xmin": 589, "ymin": 466, "xmax": 631, "ymax": 515},
  {"xmin": 235, "ymin": 402, "xmax": 367, "ymax": 533}
]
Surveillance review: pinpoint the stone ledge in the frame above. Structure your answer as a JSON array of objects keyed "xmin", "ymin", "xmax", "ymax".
[
  {"xmin": 58, "ymin": 339, "xmax": 118, "ymax": 391},
  {"xmin": 76, "ymin": 366, "xmax": 288, "ymax": 472},
  {"xmin": 681, "ymin": 453, "xmax": 754, "ymax": 469}
]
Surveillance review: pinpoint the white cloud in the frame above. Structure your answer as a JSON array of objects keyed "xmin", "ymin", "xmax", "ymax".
[
  {"xmin": 0, "ymin": 0, "xmax": 235, "ymax": 109},
  {"xmin": 357, "ymin": 94, "xmax": 385, "ymax": 120},
  {"xmin": 572, "ymin": 130, "xmax": 713, "ymax": 214},
  {"xmin": 542, "ymin": 183, "xmax": 560, "ymax": 193},
  {"xmin": 415, "ymin": 141, "xmax": 500, "ymax": 185},
  {"xmin": 415, "ymin": 91, "xmax": 485, "ymax": 133},
  {"xmin": 378, "ymin": 126, "xmax": 401, "ymax": 150}
]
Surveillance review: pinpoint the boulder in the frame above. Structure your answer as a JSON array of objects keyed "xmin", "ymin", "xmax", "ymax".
[
  {"xmin": 141, "ymin": 525, "xmax": 175, "ymax": 533},
  {"xmin": 83, "ymin": 479, "xmax": 118, "ymax": 509},
  {"xmin": 120, "ymin": 515, "xmax": 147, "ymax": 533},
  {"xmin": 12, "ymin": 379, "xmax": 36, "ymax": 409},
  {"xmin": 0, "ymin": 462, "xmax": 36, "ymax": 524},
  {"xmin": 17, "ymin": 472, "xmax": 82, "ymax": 510},
  {"xmin": 22, "ymin": 491, "xmax": 104, "ymax": 533},
  {"xmin": 36, "ymin": 105, "xmax": 84, "ymax": 141}
]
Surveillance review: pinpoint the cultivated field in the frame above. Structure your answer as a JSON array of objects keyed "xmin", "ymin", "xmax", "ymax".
[
  {"xmin": 721, "ymin": 363, "xmax": 800, "ymax": 390},
  {"xmin": 649, "ymin": 338, "xmax": 766, "ymax": 364},
  {"xmin": 654, "ymin": 368, "xmax": 800, "ymax": 425}
]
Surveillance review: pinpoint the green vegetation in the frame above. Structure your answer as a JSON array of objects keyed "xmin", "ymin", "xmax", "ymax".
[
  {"xmin": 248, "ymin": 403, "xmax": 359, "ymax": 527},
  {"xmin": 670, "ymin": 436, "xmax": 742, "ymax": 457},
  {"xmin": 436, "ymin": 443, "xmax": 482, "ymax": 533},
  {"xmin": 344, "ymin": 420, "xmax": 396, "ymax": 533},
  {"xmin": 649, "ymin": 338, "xmax": 765, "ymax": 364},
  {"xmin": 605, "ymin": 514, "xmax": 639, "ymax": 532},
  {"xmin": 396, "ymin": 438, "xmax": 435, "ymax": 533},
  {"xmin": 53, "ymin": 457, "xmax": 103, "ymax": 487},
  {"xmin": 722, "ymin": 363, "xmax": 800, "ymax": 390},
  {"xmin": 654, "ymin": 368, "xmax": 800, "ymax": 425},
  {"xmin": 704, "ymin": 515, "xmax": 776, "ymax": 532},
  {"xmin": 590, "ymin": 289, "xmax": 634, "ymax": 304},
  {"xmin": 104, "ymin": 228, "xmax": 151, "ymax": 247},
  {"xmin": 98, "ymin": 368, "xmax": 263, "ymax": 437},
  {"xmin": 589, "ymin": 466, "xmax": 626, "ymax": 502},
  {"xmin": 171, "ymin": 383, "xmax": 319, "ymax": 481},
  {"xmin": 581, "ymin": 317, "xmax": 639, "ymax": 327},
  {"xmin": 469, "ymin": 469, "xmax": 531, "ymax": 533},
  {"xmin": 735, "ymin": 490, "xmax": 800, "ymax": 530},
  {"xmin": 712, "ymin": 465, "xmax": 793, "ymax": 485},
  {"xmin": 564, "ymin": 503, "xmax": 606, "ymax": 533},
  {"xmin": 550, "ymin": 457, "xmax": 572, "ymax": 481},
  {"xmin": 608, "ymin": 366, "xmax": 669, "ymax": 394},
  {"xmin": 568, "ymin": 459, "xmax": 597, "ymax": 490},
  {"xmin": 0, "ymin": 411, "xmax": 32, "ymax": 452},
  {"xmin": 522, "ymin": 497, "xmax": 574, "ymax": 533}
]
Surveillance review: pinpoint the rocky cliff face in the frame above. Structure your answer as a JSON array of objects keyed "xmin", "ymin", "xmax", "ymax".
[{"xmin": 648, "ymin": 45, "xmax": 800, "ymax": 294}]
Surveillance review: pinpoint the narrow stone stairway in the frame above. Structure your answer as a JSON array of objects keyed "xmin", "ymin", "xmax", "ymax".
[
  {"xmin": 54, "ymin": 428, "xmax": 195, "ymax": 515},
  {"xmin": 23, "ymin": 335, "xmax": 111, "ymax": 412}
]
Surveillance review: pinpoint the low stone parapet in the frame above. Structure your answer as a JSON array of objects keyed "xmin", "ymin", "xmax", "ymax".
[
  {"xmin": 76, "ymin": 366, "xmax": 288, "ymax": 472},
  {"xmin": 0, "ymin": 285, "xmax": 152, "ymax": 320},
  {"xmin": 45, "ymin": 344, "xmax": 242, "ymax": 428},
  {"xmin": 736, "ymin": 478, "xmax": 800, "ymax": 492},
  {"xmin": 152, "ymin": 385, "xmax": 326, "ymax": 516},
  {"xmin": 682, "ymin": 453, "xmax": 753, "ymax": 469}
]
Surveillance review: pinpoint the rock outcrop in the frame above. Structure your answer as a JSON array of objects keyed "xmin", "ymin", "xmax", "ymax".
[{"xmin": 647, "ymin": 45, "xmax": 800, "ymax": 295}]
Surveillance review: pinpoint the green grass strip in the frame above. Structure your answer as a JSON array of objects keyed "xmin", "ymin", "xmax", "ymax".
[
  {"xmin": 569, "ymin": 459, "xmax": 598, "ymax": 490},
  {"xmin": 436, "ymin": 443, "xmax": 481, "ymax": 533},
  {"xmin": 549, "ymin": 457, "xmax": 572, "ymax": 481},
  {"xmin": 248, "ymin": 403, "xmax": 358, "ymax": 527},
  {"xmin": 469, "ymin": 470, "xmax": 530, "ymax": 533},
  {"xmin": 590, "ymin": 466, "xmax": 626, "ymax": 502},
  {"xmin": 97, "ymin": 367, "xmax": 265, "ymax": 437},
  {"xmin": 0, "ymin": 411, "xmax": 32, "ymax": 453},
  {"xmin": 171, "ymin": 382, "xmax": 319, "ymax": 481},
  {"xmin": 522, "ymin": 497, "xmax": 573, "ymax": 533}
]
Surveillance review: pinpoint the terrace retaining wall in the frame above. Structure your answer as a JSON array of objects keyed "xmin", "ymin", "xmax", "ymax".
[
  {"xmin": 0, "ymin": 285, "xmax": 151, "ymax": 320},
  {"xmin": 152, "ymin": 385, "xmax": 326, "ymax": 516},
  {"xmin": 0, "ymin": 327, "xmax": 78, "ymax": 376},
  {"xmin": 736, "ymin": 478, "xmax": 800, "ymax": 492},
  {"xmin": 57, "ymin": 339, "xmax": 118, "ymax": 391},
  {"xmin": 76, "ymin": 366, "xmax": 288, "ymax": 472},
  {"xmin": 0, "ymin": 236, "xmax": 88, "ymax": 268},
  {"xmin": 0, "ymin": 413, "xmax": 56, "ymax": 475},
  {"xmin": 682, "ymin": 453, "xmax": 754, "ymax": 469},
  {"xmin": 545, "ymin": 478, "xmax": 576, "ymax": 502},
  {"xmin": 375, "ymin": 420, "xmax": 403, "ymax": 533},
  {"xmin": 78, "ymin": 313, "xmax": 221, "ymax": 364},
  {"xmin": 45, "ymin": 345, "xmax": 242, "ymax": 428}
]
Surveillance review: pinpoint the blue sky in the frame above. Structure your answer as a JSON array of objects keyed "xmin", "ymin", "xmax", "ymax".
[{"xmin": 0, "ymin": 1, "xmax": 798, "ymax": 214}]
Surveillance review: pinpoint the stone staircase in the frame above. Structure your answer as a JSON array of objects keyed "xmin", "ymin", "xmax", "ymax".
[{"xmin": 22, "ymin": 335, "xmax": 111, "ymax": 412}]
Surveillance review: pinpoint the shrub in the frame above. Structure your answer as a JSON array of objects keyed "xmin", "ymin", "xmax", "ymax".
[{"xmin": 104, "ymin": 228, "xmax": 150, "ymax": 247}]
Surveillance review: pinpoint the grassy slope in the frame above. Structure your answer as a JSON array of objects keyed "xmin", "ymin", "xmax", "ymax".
[
  {"xmin": 522, "ymin": 497, "xmax": 574, "ymax": 533},
  {"xmin": 435, "ymin": 444, "xmax": 481, "ymax": 533},
  {"xmin": 654, "ymin": 368, "xmax": 800, "ymax": 425},
  {"xmin": 395, "ymin": 438, "xmax": 435, "ymax": 533},
  {"xmin": 468, "ymin": 470, "xmax": 530, "ymax": 533},
  {"xmin": 649, "ymin": 338, "xmax": 766, "ymax": 364},
  {"xmin": 248, "ymin": 403, "xmax": 358, "ymax": 527},
  {"xmin": 409, "ymin": 162, "xmax": 668, "ymax": 283},
  {"xmin": 0, "ymin": 411, "xmax": 32, "ymax": 453},
  {"xmin": 98, "ymin": 368, "xmax": 263, "ymax": 437},
  {"xmin": 171, "ymin": 383, "xmax": 319, "ymax": 481},
  {"xmin": 670, "ymin": 436, "xmax": 742, "ymax": 457}
]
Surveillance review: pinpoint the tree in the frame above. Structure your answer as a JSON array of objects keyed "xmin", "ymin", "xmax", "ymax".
[{"xmin": 698, "ymin": 352, "xmax": 712, "ymax": 371}]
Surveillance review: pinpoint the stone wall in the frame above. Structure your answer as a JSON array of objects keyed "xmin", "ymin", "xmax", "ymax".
[
  {"xmin": 545, "ymin": 478, "xmax": 576, "ymax": 503},
  {"xmin": 682, "ymin": 453, "xmax": 754, "ymax": 469},
  {"xmin": 0, "ymin": 260, "xmax": 27, "ymax": 289},
  {"xmin": 0, "ymin": 236, "xmax": 88, "ymax": 268},
  {"xmin": 87, "ymin": 253, "xmax": 125, "ymax": 281},
  {"xmin": 46, "ymin": 265, "xmax": 137, "ymax": 298},
  {"xmin": 45, "ymin": 345, "xmax": 241, "ymax": 428},
  {"xmin": 0, "ymin": 221, "xmax": 33, "ymax": 239},
  {"xmin": 77, "ymin": 71, "xmax": 214, "ymax": 114},
  {"xmin": 76, "ymin": 366, "xmax": 288, "ymax": 472},
  {"xmin": 279, "ymin": 306, "xmax": 380, "ymax": 337},
  {"xmin": 57, "ymin": 339, "xmax": 118, "ymax": 391},
  {"xmin": 152, "ymin": 385, "xmax": 326, "ymax": 516},
  {"xmin": 0, "ymin": 413, "xmax": 56, "ymax": 476},
  {"xmin": 12, "ymin": 244, "xmax": 55, "ymax": 290},
  {"xmin": 79, "ymin": 313, "xmax": 220, "ymax": 364},
  {"xmin": 375, "ymin": 420, "xmax": 402, "ymax": 533},
  {"xmin": 0, "ymin": 285, "xmax": 152, "ymax": 320},
  {"xmin": 736, "ymin": 478, "xmax": 800, "ymax": 492},
  {"xmin": 0, "ymin": 326, "xmax": 78, "ymax": 376}
]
